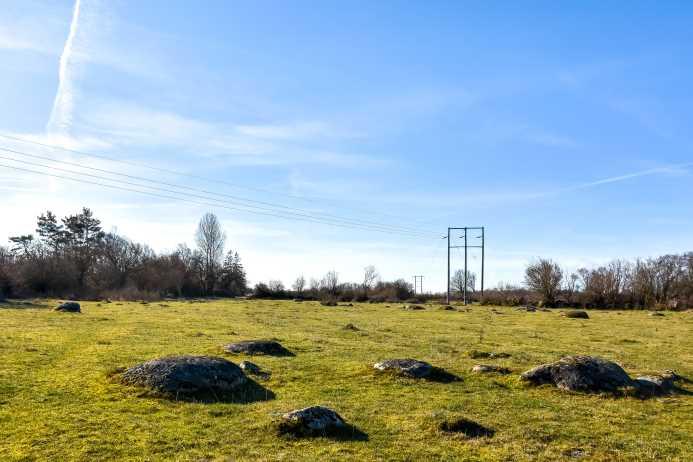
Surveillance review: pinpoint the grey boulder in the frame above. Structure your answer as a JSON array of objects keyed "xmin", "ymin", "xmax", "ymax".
[
  {"xmin": 55, "ymin": 301, "xmax": 81, "ymax": 313},
  {"xmin": 521, "ymin": 355, "xmax": 632, "ymax": 393},
  {"xmin": 561, "ymin": 310, "xmax": 589, "ymax": 319},
  {"xmin": 120, "ymin": 355, "xmax": 246, "ymax": 400},
  {"xmin": 472, "ymin": 364, "xmax": 510, "ymax": 374},
  {"xmin": 374, "ymin": 358, "xmax": 433, "ymax": 379},
  {"xmin": 278, "ymin": 406, "xmax": 346, "ymax": 437},
  {"xmin": 224, "ymin": 340, "xmax": 293, "ymax": 356},
  {"xmin": 633, "ymin": 371, "xmax": 680, "ymax": 396}
]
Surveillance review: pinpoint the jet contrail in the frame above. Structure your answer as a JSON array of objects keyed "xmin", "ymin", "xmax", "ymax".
[{"xmin": 47, "ymin": 0, "xmax": 82, "ymax": 135}]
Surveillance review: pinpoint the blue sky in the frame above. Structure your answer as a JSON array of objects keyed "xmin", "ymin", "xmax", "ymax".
[{"xmin": 1, "ymin": 0, "xmax": 692, "ymax": 291}]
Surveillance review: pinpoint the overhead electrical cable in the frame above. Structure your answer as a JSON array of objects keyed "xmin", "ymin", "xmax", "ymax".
[
  {"xmin": 0, "ymin": 133, "xmax": 440, "ymax": 231},
  {"xmin": 0, "ymin": 142, "xmax": 439, "ymax": 237},
  {"xmin": 0, "ymin": 161, "xmax": 435, "ymax": 238}
]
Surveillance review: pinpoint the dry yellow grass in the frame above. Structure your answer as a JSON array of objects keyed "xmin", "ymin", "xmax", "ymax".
[{"xmin": 0, "ymin": 299, "xmax": 691, "ymax": 461}]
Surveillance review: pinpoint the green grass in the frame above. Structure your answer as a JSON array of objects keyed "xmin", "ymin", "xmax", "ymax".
[{"xmin": 0, "ymin": 299, "xmax": 691, "ymax": 461}]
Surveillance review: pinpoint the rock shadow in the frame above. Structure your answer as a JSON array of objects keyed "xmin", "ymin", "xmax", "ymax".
[
  {"xmin": 426, "ymin": 367, "xmax": 462, "ymax": 383},
  {"xmin": 438, "ymin": 417, "xmax": 495, "ymax": 438},
  {"xmin": 138, "ymin": 377, "xmax": 275, "ymax": 404},
  {"xmin": 278, "ymin": 423, "xmax": 369, "ymax": 441}
]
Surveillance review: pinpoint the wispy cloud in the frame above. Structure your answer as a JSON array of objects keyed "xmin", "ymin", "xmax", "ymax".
[
  {"xmin": 46, "ymin": 0, "xmax": 82, "ymax": 135},
  {"xmin": 564, "ymin": 163, "xmax": 692, "ymax": 192},
  {"xmin": 75, "ymin": 100, "xmax": 386, "ymax": 168}
]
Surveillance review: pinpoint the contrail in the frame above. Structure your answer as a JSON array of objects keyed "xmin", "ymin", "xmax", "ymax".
[{"xmin": 47, "ymin": 0, "xmax": 82, "ymax": 135}]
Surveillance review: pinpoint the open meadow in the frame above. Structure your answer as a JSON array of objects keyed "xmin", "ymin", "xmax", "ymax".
[{"xmin": 1, "ymin": 299, "xmax": 692, "ymax": 461}]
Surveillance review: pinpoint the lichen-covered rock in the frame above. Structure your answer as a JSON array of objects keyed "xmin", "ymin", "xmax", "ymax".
[
  {"xmin": 561, "ymin": 310, "xmax": 589, "ymax": 319},
  {"xmin": 278, "ymin": 406, "xmax": 346, "ymax": 437},
  {"xmin": 374, "ymin": 358, "xmax": 432, "ymax": 378},
  {"xmin": 120, "ymin": 355, "xmax": 246, "ymax": 400},
  {"xmin": 521, "ymin": 356, "xmax": 632, "ymax": 393},
  {"xmin": 55, "ymin": 301, "xmax": 81, "ymax": 313},
  {"xmin": 633, "ymin": 371, "xmax": 679, "ymax": 396},
  {"xmin": 472, "ymin": 364, "xmax": 511, "ymax": 374},
  {"xmin": 403, "ymin": 304, "xmax": 425, "ymax": 310},
  {"xmin": 239, "ymin": 360, "xmax": 262, "ymax": 374},
  {"xmin": 224, "ymin": 340, "xmax": 293, "ymax": 356}
]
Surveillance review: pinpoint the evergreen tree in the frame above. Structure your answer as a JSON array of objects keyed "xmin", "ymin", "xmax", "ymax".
[
  {"xmin": 220, "ymin": 250, "xmax": 247, "ymax": 296},
  {"xmin": 62, "ymin": 208, "xmax": 105, "ymax": 289},
  {"xmin": 36, "ymin": 211, "xmax": 66, "ymax": 252}
]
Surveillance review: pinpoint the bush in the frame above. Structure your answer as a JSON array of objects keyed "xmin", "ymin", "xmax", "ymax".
[
  {"xmin": 99, "ymin": 287, "xmax": 162, "ymax": 302},
  {"xmin": 338, "ymin": 293, "xmax": 354, "ymax": 302}
]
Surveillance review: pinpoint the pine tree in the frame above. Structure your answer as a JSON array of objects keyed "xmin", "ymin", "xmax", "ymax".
[
  {"xmin": 220, "ymin": 250, "xmax": 247, "ymax": 296},
  {"xmin": 62, "ymin": 208, "xmax": 105, "ymax": 289}
]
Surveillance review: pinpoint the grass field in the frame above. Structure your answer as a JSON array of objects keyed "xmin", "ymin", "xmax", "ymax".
[{"xmin": 1, "ymin": 299, "xmax": 691, "ymax": 461}]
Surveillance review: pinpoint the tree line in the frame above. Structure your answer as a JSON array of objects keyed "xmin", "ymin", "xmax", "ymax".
[
  {"xmin": 0, "ymin": 209, "xmax": 247, "ymax": 300},
  {"xmin": 1, "ymin": 208, "xmax": 690, "ymax": 309},
  {"xmin": 509, "ymin": 256, "xmax": 692, "ymax": 309}
]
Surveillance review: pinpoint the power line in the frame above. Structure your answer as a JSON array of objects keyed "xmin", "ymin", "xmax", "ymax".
[
  {"xmin": 0, "ymin": 161, "xmax": 436, "ymax": 238},
  {"xmin": 0, "ymin": 133, "xmax": 439, "ymax": 231},
  {"xmin": 0, "ymin": 157, "xmax": 429, "ymax": 237},
  {"xmin": 0, "ymin": 146, "xmax": 437, "ymax": 237}
]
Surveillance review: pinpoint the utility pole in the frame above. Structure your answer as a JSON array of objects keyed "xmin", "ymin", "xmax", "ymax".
[
  {"xmin": 464, "ymin": 228, "xmax": 468, "ymax": 305},
  {"xmin": 446, "ymin": 226, "xmax": 485, "ymax": 305},
  {"xmin": 481, "ymin": 226, "xmax": 485, "ymax": 297},
  {"xmin": 413, "ymin": 275, "xmax": 423, "ymax": 295},
  {"xmin": 446, "ymin": 227, "xmax": 451, "ymax": 304}
]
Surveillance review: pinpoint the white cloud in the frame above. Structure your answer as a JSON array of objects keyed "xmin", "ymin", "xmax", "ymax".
[
  {"xmin": 46, "ymin": 0, "xmax": 83, "ymax": 135},
  {"xmin": 75, "ymin": 100, "xmax": 386, "ymax": 168}
]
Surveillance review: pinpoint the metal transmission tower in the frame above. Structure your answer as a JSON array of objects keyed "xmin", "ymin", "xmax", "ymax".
[
  {"xmin": 413, "ymin": 275, "xmax": 424, "ymax": 295},
  {"xmin": 446, "ymin": 226, "xmax": 485, "ymax": 305}
]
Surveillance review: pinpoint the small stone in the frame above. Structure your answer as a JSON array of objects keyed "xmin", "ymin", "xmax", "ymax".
[
  {"xmin": 468, "ymin": 350, "xmax": 510, "ymax": 359},
  {"xmin": 472, "ymin": 364, "xmax": 510, "ymax": 374},
  {"xmin": 55, "ymin": 301, "xmax": 81, "ymax": 313},
  {"xmin": 278, "ymin": 406, "xmax": 346, "ymax": 437},
  {"xmin": 374, "ymin": 358, "xmax": 433, "ymax": 378},
  {"xmin": 403, "ymin": 304, "xmax": 425, "ymax": 310},
  {"xmin": 224, "ymin": 340, "xmax": 293, "ymax": 356},
  {"xmin": 633, "ymin": 371, "xmax": 679, "ymax": 396},
  {"xmin": 239, "ymin": 360, "xmax": 262, "ymax": 375}
]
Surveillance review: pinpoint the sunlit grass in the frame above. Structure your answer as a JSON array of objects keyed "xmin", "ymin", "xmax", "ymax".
[{"xmin": 0, "ymin": 299, "xmax": 691, "ymax": 461}]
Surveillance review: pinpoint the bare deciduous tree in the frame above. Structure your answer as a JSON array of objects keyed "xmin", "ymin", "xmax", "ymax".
[
  {"xmin": 268, "ymin": 280, "xmax": 284, "ymax": 294},
  {"xmin": 362, "ymin": 265, "xmax": 379, "ymax": 296},
  {"xmin": 321, "ymin": 270, "xmax": 339, "ymax": 295},
  {"xmin": 292, "ymin": 275, "xmax": 306, "ymax": 295},
  {"xmin": 525, "ymin": 259, "xmax": 563, "ymax": 305},
  {"xmin": 451, "ymin": 269, "xmax": 476, "ymax": 294},
  {"xmin": 195, "ymin": 212, "xmax": 226, "ymax": 295}
]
